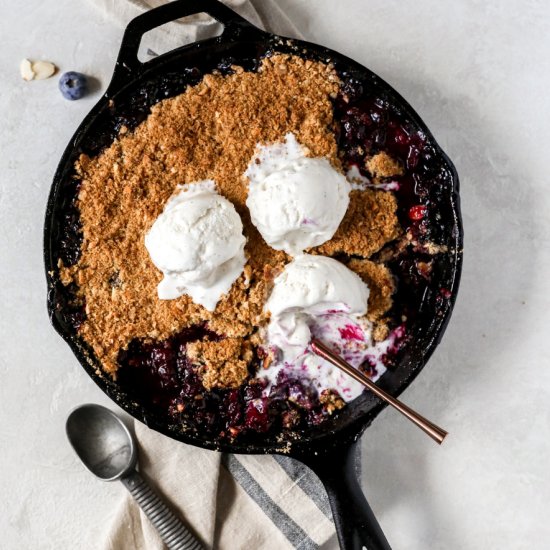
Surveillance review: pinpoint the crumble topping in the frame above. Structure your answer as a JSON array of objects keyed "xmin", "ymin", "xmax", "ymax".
[
  {"xmin": 365, "ymin": 151, "xmax": 404, "ymax": 182},
  {"xmin": 347, "ymin": 258, "xmax": 395, "ymax": 342},
  {"xmin": 319, "ymin": 390, "xmax": 346, "ymax": 413},
  {"xmin": 347, "ymin": 258, "xmax": 395, "ymax": 322},
  {"xmin": 187, "ymin": 338, "xmax": 252, "ymax": 390},
  {"xmin": 313, "ymin": 189, "xmax": 401, "ymax": 258},
  {"xmin": 59, "ymin": 53, "xmax": 399, "ymax": 386}
]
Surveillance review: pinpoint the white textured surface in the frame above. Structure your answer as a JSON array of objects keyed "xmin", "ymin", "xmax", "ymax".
[{"xmin": 1, "ymin": 1, "xmax": 549, "ymax": 549}]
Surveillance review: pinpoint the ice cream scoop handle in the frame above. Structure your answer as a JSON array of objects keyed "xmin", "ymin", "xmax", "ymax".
[{"xmin": 121, "ymin": 469, "xmax": 203, "ymax": 550}]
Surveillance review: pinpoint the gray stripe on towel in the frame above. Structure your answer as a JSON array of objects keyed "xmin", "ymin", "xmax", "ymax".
[
  {"xmin": 222, "ymin": 454, "xmax": 319, "ymax": 550},
  {"xmin": 273, "ymin": 455, "xmax": 333, "ymax": 520}
]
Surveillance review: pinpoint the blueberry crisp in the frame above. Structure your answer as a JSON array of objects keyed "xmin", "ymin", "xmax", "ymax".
[{"xmin": 58, "ymin": 54, "xmax": 448, "ymax": 439}]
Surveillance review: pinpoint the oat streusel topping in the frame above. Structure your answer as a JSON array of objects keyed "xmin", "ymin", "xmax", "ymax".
[
  {"xmin": 59, "ymin": 54, "xmax": 398, "ymax": 381},
  {"xmin": 187, "ymin": 337, "xmax": 252, "ymax": 390},
  {"xmin": 314, "ymin": 189, "xmax": 400, "ymax": 258},
  {"xmin": 365, "ymin": 151, "xmax": 405, "ymax": 182}
]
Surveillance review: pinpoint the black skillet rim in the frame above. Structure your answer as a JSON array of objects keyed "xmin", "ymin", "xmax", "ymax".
[{"xmin": 44, "ymin": 18, "xmax": 463, "ymax": 456}]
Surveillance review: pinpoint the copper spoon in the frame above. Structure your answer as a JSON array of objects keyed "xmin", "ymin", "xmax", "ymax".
[{"xmin": 310, "ymin": 338, "xmax": 448, "ymax": 444}]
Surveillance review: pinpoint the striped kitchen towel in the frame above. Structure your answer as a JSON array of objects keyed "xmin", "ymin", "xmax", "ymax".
[
  {"xmin": 92, "ymin": 2, "xmax": 337, "ymax": 548},
  {"xmin": 102, "ymin": 419, "xmax": 336, "ymax": 549}
]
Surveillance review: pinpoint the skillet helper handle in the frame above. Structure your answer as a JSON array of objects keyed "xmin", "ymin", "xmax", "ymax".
[
  {"xmin": 111, "ymin": 0, "xmax": 265, "ymax": 85},
  {"xmin": 305, "ymin": 442, "xmax": 392, "ymax": 550},
  {"xmin": 121, "ymin": 469, "xmax": 203, "ymax": 550}
]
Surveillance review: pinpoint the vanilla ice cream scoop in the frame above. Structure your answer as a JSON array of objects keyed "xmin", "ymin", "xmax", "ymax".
[
  {"xmin": 145, "ymin": 180, "xmax": 246, "ymax": 311},
  {"xmin": 245, "ymin": 133, "xmax": 351, "ymax": 256},
  {"xmin": 258, "ymin": 254, "xmax": 393, "ymax": 402},
  {"xmin": 265, "ymin": 254, "xmax": 370, "ymax": 360}
]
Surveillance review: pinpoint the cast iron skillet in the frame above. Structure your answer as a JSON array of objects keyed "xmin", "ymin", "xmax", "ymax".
[{"xmin": 44, "ymin": 1, "xmax": 463, "ymax": 548}]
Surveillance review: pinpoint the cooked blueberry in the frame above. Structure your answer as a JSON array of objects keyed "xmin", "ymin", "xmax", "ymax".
[
  {"xmin": 245, "ymin": 398, "xmax": 271, "ymax": 432},
  {"xmin": 243, "ymin": 381, "xmax": 264, "ymax": 401},
  {"xmin": 223, "ymin": 390, "xmax": 243, "ymax": 427}
]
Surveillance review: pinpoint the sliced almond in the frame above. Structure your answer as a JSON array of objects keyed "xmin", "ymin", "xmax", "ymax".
[
  {"xmin": 32, "ymin": 60, "xmax": 56, "ymax": 80},
  {"xmin": 20, "ymin": 58, "xmax": 35, "ymax": 81}
]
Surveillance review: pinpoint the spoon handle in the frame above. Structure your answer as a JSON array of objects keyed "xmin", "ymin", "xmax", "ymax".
[
  {"xmin": 121, "ymin": 469, "xmax": 203, "ymax": 550},
  {"xmin": 311, "ymin": 338, "xmax": 448, "ymax": 444}
]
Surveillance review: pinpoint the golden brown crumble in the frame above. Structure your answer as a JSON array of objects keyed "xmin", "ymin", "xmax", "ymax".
[
  {"xmin": 347, "ymin": 258, "xmax": 395, "ymax": 342},
  {"xmin": 372, "ymin": 323, "xmax": 390, "ymax": 342},
  {"xmin": 313, "ymin": 189, "xmax": 401, "ymax": 258},
  {"xmin": 187, "ymin": 338, "xmax": 252, "ymax": 390},
  {"xmin": 59, "ymin": 53, "xmax": 399, "ymax": 387},
  {"xmin": 365, "ymin": 151, "xmax": 404, "ymax": 182},
  {"xmin": 346, "ymin": 258, "xmax": 395, "ymax": 322},
  {"xmin": 319, "ymin": 390, "xmax": 345, "ymax": 414}
]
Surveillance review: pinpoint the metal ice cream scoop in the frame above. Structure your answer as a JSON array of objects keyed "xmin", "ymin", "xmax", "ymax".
[{"xmin": 66, "ymin": 403, "xmax": 202, "ymax": 550}]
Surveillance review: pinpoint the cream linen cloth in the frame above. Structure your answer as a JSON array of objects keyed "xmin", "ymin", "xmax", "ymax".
[
  {"xmin": 89, "ymin": 1, "xmax": 337, "ymax": 548},
  {"xmin": 91, "ymin": 0, "xmax": 303, "ymax": 58},
  {"xmin": 102, "ymin": 423, "xmax": 335, "ymax": 549}
]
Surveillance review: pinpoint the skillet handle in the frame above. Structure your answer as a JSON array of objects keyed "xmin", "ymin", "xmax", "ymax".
[
  {"xmin": 302, "ymin": 441, "xmax": 392, "ymax": 550},
  {"xmin": 111, "ymin": 0, "xmax": 265, "ymax": 86}
]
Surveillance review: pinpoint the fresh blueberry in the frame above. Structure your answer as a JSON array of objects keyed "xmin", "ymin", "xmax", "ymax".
[{"xmin": 59, "ymin": 71, "xmax": 88, "ymax": 100}]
